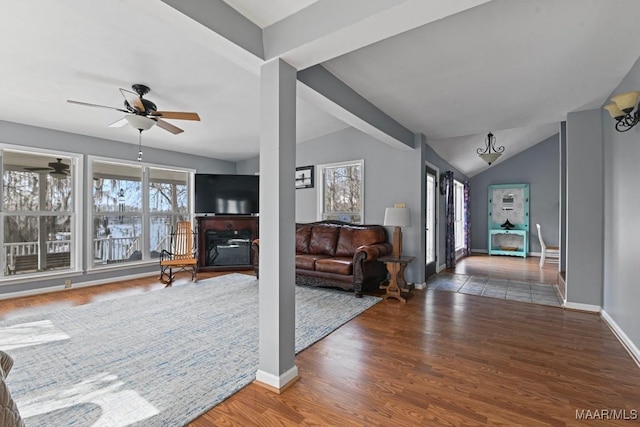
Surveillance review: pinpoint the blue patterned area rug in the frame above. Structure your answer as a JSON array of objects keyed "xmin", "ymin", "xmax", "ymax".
[{"xmin": 0, "ymin": 273, "xmax": 380, "ymax": 427}]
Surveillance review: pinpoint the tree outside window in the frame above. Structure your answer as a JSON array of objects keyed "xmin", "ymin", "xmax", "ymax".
[{"xmin": 319, "ymin": 160, "xmax": 364, "ymax": 224}]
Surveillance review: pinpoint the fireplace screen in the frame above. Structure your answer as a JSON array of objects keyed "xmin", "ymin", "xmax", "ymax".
[{"xmin": 205, "ymin": 230, "xmax": 252, "ymax": 267}]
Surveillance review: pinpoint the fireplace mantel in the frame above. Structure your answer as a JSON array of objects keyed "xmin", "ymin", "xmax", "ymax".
[{"xmin": 196, "ymin": 215, "xmax": 259, "ymax": 271}]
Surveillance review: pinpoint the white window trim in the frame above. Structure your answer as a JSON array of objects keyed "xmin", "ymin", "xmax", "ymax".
[
  {"xmin": 316, "ymin": 159, "xmax": 365, "ymax": 223},
  {"xmin": 86, "ymin": 155, "xmax": 194, "ymax": 272},
  {"xmin": 0, "ymin": 145, "xmax": 83, "ymax": 281}
]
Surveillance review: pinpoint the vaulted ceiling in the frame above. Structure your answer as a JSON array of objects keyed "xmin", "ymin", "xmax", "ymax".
[{"xmin": 1, "ymin": 0, "xmax": 639, "ymax": 176}]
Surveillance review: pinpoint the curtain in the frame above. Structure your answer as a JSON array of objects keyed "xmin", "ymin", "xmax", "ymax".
[
  {"xmin": 463, "ymin": 180, "xmax": 471, "ymax": 257},
  {"xmin": 445, "ymin": 171, "xmax": 456, "ymax": 268}
]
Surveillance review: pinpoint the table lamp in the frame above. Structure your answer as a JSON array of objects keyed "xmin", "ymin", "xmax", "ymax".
[{"xmin": 383, "ymin": 203, "xmax": 411, "ymax": 258}]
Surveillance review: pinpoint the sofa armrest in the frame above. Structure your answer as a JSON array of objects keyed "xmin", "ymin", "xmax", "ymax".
[{"xmin": 354, "ymin": 243, "xmax": 393, "ymax": 261}]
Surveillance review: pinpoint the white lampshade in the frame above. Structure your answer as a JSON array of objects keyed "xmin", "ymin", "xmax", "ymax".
[
  {"xmin": 125, "ymin": 114, "xmax": 156, "ymax": 131},
  {"xmin": 603, "ymin": 102, "xmax": 624, "ymax": 119},
  {"xmin": 611, "ymin": 91, "xmax": 640, "ymax": 112},
  {"xmin": 479, "ymin": 152, "xmax": 502, "ymax": 165},
  {"xmin": 384, "ymin": 207, "xmax": 411, "ymax": 227}
]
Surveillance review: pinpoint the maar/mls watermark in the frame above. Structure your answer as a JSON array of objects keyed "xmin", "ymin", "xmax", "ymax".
[{"xmin": 576, "ymin": 409, "xmax": 638, "ymax": 421}]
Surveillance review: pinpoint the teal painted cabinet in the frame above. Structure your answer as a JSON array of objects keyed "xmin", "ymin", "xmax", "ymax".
[{"xmin": 487, "ymin": 184, "xmax": 529, "ymax": 258}]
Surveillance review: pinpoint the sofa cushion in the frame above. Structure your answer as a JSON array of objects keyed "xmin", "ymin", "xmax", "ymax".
[
  {"xmin": 309, "ymin": 225, "xmax": 340, "ymax": 256},
  {"xmin": 336, "ymin": 226, "xmax": 386, "ymax": 257},
  {"xmin": 296, "ymin": 225, "xmax": 313, "ymax": 253},
  {"xmin": 295, "ymin": 254, "xmax": 331, "ymax": 270},
  {"xmin": 315, "ymin": 257, "xmax": 353, "ymax": 275}
]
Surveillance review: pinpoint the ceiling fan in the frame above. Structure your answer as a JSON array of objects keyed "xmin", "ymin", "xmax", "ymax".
[
  {"xmin": 67, "ymin": 84, "xmax": 200, "ymax": 135},
  {"xmin": 24, "ymin": 158, "xmax": 70, "ymax": 178}
]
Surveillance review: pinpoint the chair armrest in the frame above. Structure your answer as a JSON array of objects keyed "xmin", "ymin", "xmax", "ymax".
[{"xmin": 160, "ymin": 249, "xmax": 173, "ymax": 261}]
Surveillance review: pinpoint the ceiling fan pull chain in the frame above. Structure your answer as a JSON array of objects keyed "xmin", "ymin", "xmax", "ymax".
[{"xmin": 138, "ymin": 129, "xmax": 143, "ymax": 162}]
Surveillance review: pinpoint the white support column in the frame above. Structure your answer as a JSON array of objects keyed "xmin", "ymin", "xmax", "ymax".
[{"xmin": 255, "ymin": 58, "xmax": 299, "ymax": 392}]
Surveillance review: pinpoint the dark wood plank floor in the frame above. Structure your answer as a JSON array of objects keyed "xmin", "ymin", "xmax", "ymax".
[{"xmin": 0, "ymin": 260, "xmax": 637, "ymax": 426}]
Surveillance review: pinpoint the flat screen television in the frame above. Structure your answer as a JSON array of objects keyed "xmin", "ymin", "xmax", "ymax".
[{"xmin": 195, "ymin": 174, "xmax": 259, "ymax": 215}]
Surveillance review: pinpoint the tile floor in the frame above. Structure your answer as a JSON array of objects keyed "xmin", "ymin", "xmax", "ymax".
[{"xmin": 426, "ymin": 273, "xmax": 563, "ymax": 307}]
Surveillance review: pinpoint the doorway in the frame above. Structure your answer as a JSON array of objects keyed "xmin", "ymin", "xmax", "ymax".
[{"xmin": 425, "ymin": 163, "xmax": 438, "ymax": 279}]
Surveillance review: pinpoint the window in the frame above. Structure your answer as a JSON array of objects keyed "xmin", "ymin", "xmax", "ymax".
[
  {"xmin": 318, "ymin": 160, "xmax": 364, "ymax": 224},
  {"xmin": 148, "ymin": 167, "xmax": 189, "ymax": 256},
  {"xmin": 454, "ymin": 180, "xmax": 465, "ymax": 251},
  {"xmin": 2, "ymin": 150, "xmax": 78, "ymax": 277},
  {"xmin": 90, "ymin": 159, "xmax": 191, "ymax": 268}
]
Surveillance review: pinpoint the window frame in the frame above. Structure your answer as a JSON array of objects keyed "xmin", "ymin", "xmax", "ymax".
[
  {"xmin": 316, "ymin": 159, "xmax": 365, "ymax": 224},
  {"xmin": 86, "ymin": 156, "xmax": 194, "ymax": 271},
  {"xmin": 0, "ymin": 145, "xmax": 83, "ymax": 281}
]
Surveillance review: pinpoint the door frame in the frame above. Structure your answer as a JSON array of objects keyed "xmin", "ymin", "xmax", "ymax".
[{"xmin": 425, "ymin": 160, "xmax": 440, "ymax": 279}]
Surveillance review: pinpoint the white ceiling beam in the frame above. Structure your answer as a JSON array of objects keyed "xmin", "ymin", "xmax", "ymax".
[
  {"xmin": 265, "ymin": 0, "xmax": 493, "ymax": 70},
  {"xmin": 158, "ymin": 0, "xmax": 264, "ymax": 74}
]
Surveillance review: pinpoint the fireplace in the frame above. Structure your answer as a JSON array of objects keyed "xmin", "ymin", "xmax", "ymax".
[
  {"xmin": 196, "ymin": 215, "xmax": 259, "ymax": 271},
  {"xmin": 205, "ymin": 229, "xmax": 252, "ymax": 267}
]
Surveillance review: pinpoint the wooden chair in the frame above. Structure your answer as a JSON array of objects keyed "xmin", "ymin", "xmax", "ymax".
[
  {"xmin": 536, "ymin": 223, "xmax": 560, "ymax": 268},
  {"xmin": 159, "ymin": 221, "xmax": 198, "ymax": 286}
]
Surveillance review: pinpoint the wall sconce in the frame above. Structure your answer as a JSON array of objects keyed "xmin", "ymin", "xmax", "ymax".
[
  {"xmin": 477, "ymin": 132, "xmax": 504, "ymax": 165},
  {"xmin": 604, "ymin": 91, "xmax": 640, "ymax": 132}
]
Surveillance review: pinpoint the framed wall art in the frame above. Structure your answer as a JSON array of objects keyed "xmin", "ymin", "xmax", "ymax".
[{"xmin": 295, "ymin": 165, "xmax": 314, "ymax": 189}]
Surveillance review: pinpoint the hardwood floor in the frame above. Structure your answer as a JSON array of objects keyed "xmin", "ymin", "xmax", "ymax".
[{"xmin": 1, "ymin": 262, "xmax": 638, "ymax": 426}]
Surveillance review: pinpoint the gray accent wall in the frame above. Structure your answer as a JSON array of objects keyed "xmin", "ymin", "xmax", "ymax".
[
  {"xmin": 470, "ymin": 134, "xmax": 560, "ymax": 254},
  {"xmin": 0, "ymin": 120, "xmax": 235, "ymax": 295},
  {"xmin": 236, "ymin": 156, "xmax": 260, "ymax": 175},
  {"xmin": 601, "ymin": 55, "xmax": 640, "ymax": 352},
  {"xmin": 295, "ymin": 127, "xmax": 423, "ymax": 282}
]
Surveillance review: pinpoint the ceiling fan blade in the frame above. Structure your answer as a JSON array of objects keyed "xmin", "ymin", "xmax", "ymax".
[
  {"xmin": 151, "ymin": 111, "xmax": 201, "ymax": 121},
  {"xmin": 156, "ymin": 119, "xmax": 184, "ymax": 134},
  {"xmin": 67, "ymin": 100, "xmax": 128, "ymax": 113},
  {"xmin": 108, "ymin": 117, "xmax": 128, "ymax": 128},
  {"xmin": 24, "ymin": 167, "xmax": 52, "ymax": 172},
  {"xmin": 119, "ymin": 88, "xmax": 145, "ymax": 112}
]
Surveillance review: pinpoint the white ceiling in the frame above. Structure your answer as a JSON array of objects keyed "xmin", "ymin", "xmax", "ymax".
[{"xmin": 1, "ymin": 0, "xmax": 640, "ymax": 176}]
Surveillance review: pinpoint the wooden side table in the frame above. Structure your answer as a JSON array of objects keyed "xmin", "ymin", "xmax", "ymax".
[{"xmin": 379, "ymin": 255, "xmax": 415, "ymax": 303}]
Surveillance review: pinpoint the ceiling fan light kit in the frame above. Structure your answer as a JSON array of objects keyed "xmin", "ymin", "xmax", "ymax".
[
  {"xmin": 126, "ymin": 114, "xmax": 156, "ymax": 131},
  {"xmin": 477, "ymin": 132, "xmax": 505, "ymax": 165}
]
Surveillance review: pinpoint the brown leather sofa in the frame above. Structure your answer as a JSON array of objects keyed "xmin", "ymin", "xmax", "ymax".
[{"xmin": 252, "ymin": 220, "xmax": 392, "ymax": 297}]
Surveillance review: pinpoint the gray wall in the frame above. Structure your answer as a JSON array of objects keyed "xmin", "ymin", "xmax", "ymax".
[
  {"xmin": 0, "ymin": 120, "xmax": 235, "ymax": 295},
  {"xmin": 236, "ymin": 156, "xmax": 260, "ymax": 174},
  {"xmin": 295, "ymin": 127, "xmax": 424, "ymax": 283},
  {"xmin": 601, "ymin": 56, "xmax": 640, "ymax": 351},
  {"xmin": 565, "ymin": 109, "xmax": 603, "ymax": 308},
  {"xmin": 470, "ymin": 134, "xmax": 560, "ymax": 254}
]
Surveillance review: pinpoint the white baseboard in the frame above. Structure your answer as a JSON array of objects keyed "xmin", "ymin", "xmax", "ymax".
[
  {"xmin": 564, "ymin": 301, "xmax": 601, "ymax": 313},
  {"xmin": 255, "ymin": 365, "xmax": 299, "ymax": 390},
  {"xmin": 437, "ymin": 263, "xmax": 447, "ymax": 273},
  {"xmin": 0, "ymin": 271, "xmax": 158, "ymax": 301},
  {"xmin": 601, "ymin": 310, "xmax": 640, "ymax": 369},
  {"xmin": 414, "ymin": 282, "xmax": 426, "ymax": 290}
]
